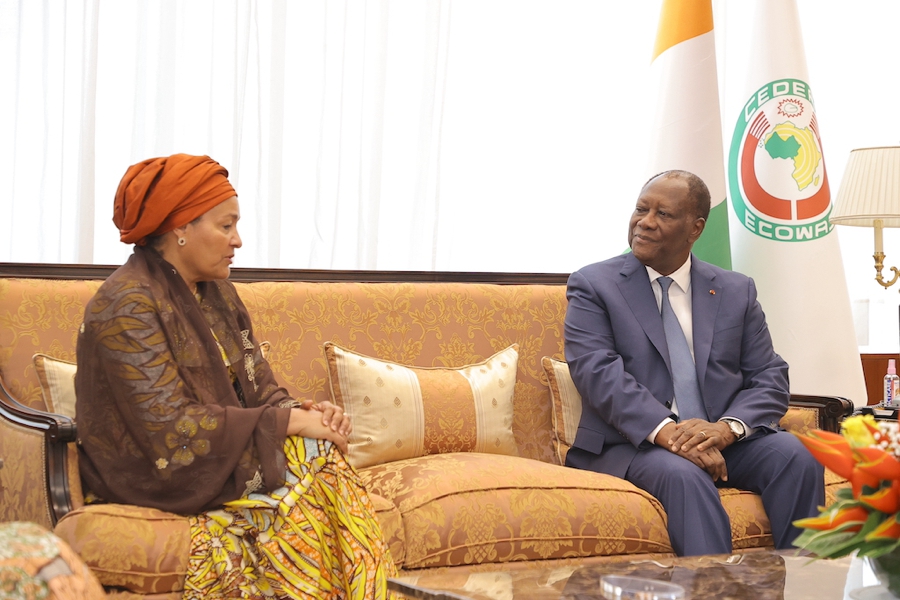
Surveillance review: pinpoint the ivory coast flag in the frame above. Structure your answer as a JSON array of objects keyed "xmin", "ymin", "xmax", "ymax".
[
  {"xmin": 648, "ymin": 0, "xmax": 730, "ymax": 268},
  {"xmin": 726, "ymin": 0, "xmax": 866, "ymax": 404}
]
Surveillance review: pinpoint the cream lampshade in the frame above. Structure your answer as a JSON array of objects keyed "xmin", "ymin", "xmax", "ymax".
[{"xmin": 831, "ymin": 146, "xmax": 900, "ymax": 289}]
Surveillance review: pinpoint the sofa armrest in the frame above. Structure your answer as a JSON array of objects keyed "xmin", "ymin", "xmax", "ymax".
[
  {"xmin": 788, "ymin": 394, "xmax": 854, "ymax": 433},
  {"xmin": 0, "ymin": 378, "xmax": 76, "ymax": 525}
]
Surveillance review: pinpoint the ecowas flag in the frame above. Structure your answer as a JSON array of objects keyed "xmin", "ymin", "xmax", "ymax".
[
  {"xmin": 727, "ymin": 0, "xmax": 866, "ymax": 405},
  {"xmin": 648, "ymin": 0, "xmax": 730, "ymax": 269}
]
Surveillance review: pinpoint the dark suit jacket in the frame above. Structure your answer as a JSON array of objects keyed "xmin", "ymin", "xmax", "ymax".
[{"xmin": 564, "ymin": 252, "xmax": 788, "ymax": 478}]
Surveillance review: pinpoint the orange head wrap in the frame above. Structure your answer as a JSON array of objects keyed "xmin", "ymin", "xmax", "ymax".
[{"xmin": 113, "ymin": 154, "xmax": 237, "ymax": 245}]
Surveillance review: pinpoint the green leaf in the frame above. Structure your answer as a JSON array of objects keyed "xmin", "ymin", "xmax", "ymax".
[
  {"xmin": 795, "ymin": 512, "xmax": 892, "ymax": 558},
  {"xmin": 856, "ymin": 539, "xmax": 899, "ymax": 557},
  {"xmin": 835, "ymin": 487, "xmax": 855, "ymax": 502}
]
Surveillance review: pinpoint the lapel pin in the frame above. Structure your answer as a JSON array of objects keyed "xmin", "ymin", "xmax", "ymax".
[{"xmin": 709, "ymin": 290, "xmax": 716, "ymax": 295}]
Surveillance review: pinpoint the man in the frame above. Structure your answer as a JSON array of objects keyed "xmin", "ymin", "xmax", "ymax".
[{"xmin": 564, "ymin": 170, "xmax": 822, "ymax": 556}]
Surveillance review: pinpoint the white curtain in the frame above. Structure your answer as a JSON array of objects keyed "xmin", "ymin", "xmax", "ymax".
[
  {"xmin": 0, "ymin": 1, "xmax": 672, "ymax": 272},
  {"xmin": 1, "ymin": 0, "xmax": 458, "ymax": 270},
  {"xmin": 0, "ymin": 0, "xmax": 100, "ymax": 264},
  {"xmin": 2, "ymin": 1, "xmax": 900, "ymax": 314}
]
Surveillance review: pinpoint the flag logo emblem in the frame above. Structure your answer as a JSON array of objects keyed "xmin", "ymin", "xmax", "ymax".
[{"xmin": 728, "ymin": 78, "xmax": 832, "ymax": 242}]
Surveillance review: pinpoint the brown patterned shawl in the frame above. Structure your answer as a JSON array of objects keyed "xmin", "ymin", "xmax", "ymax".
[{"xmin": 75, "ymin": 247, "xmax": 292, "ymax": 514}]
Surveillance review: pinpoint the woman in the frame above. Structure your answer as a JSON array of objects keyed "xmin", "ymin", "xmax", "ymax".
[{"xmin": 75, "ymin": 154, "xmax": 396, "ymax": 599}]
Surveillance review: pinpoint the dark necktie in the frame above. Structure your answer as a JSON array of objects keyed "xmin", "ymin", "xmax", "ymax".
[{"xmin": 657, "ymin": 276, "xmax": 708, "ymax": 421}]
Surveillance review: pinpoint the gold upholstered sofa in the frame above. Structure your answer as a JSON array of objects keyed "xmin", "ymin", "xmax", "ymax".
[{"xmin": 0, "ymin": 263, "xmax": 852, "ymax": 598}]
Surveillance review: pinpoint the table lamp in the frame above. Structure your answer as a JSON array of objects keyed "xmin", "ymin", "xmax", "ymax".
[{"xmin": 831, "ymin": 146, "xmax": 900, "ymax": 289}]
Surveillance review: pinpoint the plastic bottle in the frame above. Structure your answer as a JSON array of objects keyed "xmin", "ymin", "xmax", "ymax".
[{"xmin": 884, "ymin": 359, "xmax": 900, "ymax": 407}]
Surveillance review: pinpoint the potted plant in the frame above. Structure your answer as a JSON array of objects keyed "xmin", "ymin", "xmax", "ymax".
[{"xmin": 794, "ymin": 414, "xmax": 900, "ymax": 595}]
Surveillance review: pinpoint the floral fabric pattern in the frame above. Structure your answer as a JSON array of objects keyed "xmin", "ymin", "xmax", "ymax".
[
  {"xmin": 74, "ymin": 248, "xmax": 293, "ymax": 516},
  {"xmin": 184, "ymin": 436, "xmax": 397, "ymax": 599},
  {"xmin": 0, "ymin": 522, "xmax": 106, "ymax": 600},
  {"xmin": 359, "ymin": 452, "xmax": 671, "ymax": 569}
]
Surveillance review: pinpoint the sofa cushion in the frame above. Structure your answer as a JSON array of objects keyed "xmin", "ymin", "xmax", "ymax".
[
  {"xmin": 542, "ymin": 356, "xmax": 582, "ymax": 465},
  {"xmin": 324, "ymin": 342, "xmax": 520, "ymax": 469},
  {"xmin": 369, "ymin": 491, "xmax": 406, "ymax": 568},
  {"xmin": 33, "ymin": 354, "xmax": 77, "ymax": 418},
  {"xmin": 54, "ymin": 504, "xmax": 191, "ymax": 594},
  {"xmin": 716, "ymin": 473, "xmax": 847, "ymax": 549},
  {"xmin": 359, "ymin": 452, "xmax": 672, "ymax": 569},
  {"xmin": 717, "ymin": 488, "xmax": 772, "ymax": 550}
]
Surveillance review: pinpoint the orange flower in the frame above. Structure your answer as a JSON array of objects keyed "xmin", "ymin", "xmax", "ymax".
[
  {"xmin": 866, "ymin": 514, "xmax": 900, "ymax": 541},
  {"xmin": 794, "ymin": 505, "xmax": 869, "ymax": 532},
  {"xmin": 796, "ymin": 430, "xmax": 855, "ymax": 479},
  {"xmin": 859, "ymin": 480, "xmax": 900, "ymax": 514},
  {"xmin": 850, "ymin": 468, "xmax": 882, "ymax": 499},
  {"xmin": 795, "ymin": 419, "xmax": 900, "ymax": 558},
  {"xmin": 855, "ymin": 447, "xmax": 900, "ymax": 481}
]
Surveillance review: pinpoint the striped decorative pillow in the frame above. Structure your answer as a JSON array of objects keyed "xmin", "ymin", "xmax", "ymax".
[
  {"xmin": 324, "ymin": 342, "xmax": 519, "ymax": 469},
  {"xmin": 33, "ymin": 354, "xmax": 78, "ymax": 418},
  {"xmin": 541, "ymin": 356, "xmax": 583, "ymax": 465}
]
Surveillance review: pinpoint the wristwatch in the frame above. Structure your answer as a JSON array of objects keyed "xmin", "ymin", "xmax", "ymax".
[{"xmin": 722, "ymin": 419, "xmax": 746, "ymax": 441}]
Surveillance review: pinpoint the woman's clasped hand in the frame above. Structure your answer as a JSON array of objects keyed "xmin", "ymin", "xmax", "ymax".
[{"xmin": 288, "ymin": 401, "xmax": 352, "ymax": 453}]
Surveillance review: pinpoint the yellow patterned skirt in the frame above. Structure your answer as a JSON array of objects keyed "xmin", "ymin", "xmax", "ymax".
[{"xmin": 183, "ymin": 437, "xmax": 397, "ymax": 599}]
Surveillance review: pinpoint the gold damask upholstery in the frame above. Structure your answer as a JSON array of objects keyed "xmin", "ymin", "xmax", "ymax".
[
  {"xmin": 717, "ymin": 488, "xmax": 772, "ymax": 550},
  {"xmin": 778, "ymin": 405, "xmax": 818, "ymax": 435},
  {"xmin": 0, "ymin": 271, "xmax": 854, "ymax": 595},
  {"xmin": 233, "ymin": 281, "xmax": 567, "ymax": 464},
  {"xmin": 369, "ymin": 492, "xmax": 406, "ymax": 568},
  {"xmin": 0, "ymin": 279, "xmax": 101, "ymax": 410},
  {"xmin": 359, "ymin": 452, "xmax": 671, "ymax": 569},
  {"xmin": 718, "ymin": 468, "xmax": 849, "ymax": 551},
  {"xmin": 0, "ymin": 419, "xmax": 56, "ymax": 529},
  {"xmin": 54, "ymin": 505, "xmax": 190, "ymax": 594},
  {"xmin": 0, "ymin": 279, "xmax": 101, "ymax": 533},
  {"xmin": 824, "ymin": 468, "xmax": 846, "ymax": 506}
]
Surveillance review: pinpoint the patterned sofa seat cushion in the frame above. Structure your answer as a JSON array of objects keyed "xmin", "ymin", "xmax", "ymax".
[
  {"xmin": 324, "ymin": 342, "xmax": 520, "ymax": 469},
  {"xmin": 717, "ymin": 488, "xmax": 772, "ymax": 550},
  {"xmin": 358, "ymin": 452, "xmax": 673, "ymax": 570},
  {"xmin": 369, "ymin": 492, "xmax": 406, "ymax": 568},
  {"xmin": 720, "ymin": 468, "xmax": 848, "ymax": 551},
  {"xmin": 54, "ymin": 505, "xmax": 191, "ymax": 595}
]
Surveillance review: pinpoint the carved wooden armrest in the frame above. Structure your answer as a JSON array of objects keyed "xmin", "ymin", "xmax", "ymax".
[
  {"xmin": 0, "ymin": 378, "xmax": 76, "ymax": 524},
  {"xmin": 788, "ymin": 394, "xmax": 854, "ymax": 434}
]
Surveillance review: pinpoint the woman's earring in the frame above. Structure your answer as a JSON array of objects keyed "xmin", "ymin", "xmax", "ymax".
[{"xmin": 178, "ymin": 237, "xmax": 186, "ymax": 246}]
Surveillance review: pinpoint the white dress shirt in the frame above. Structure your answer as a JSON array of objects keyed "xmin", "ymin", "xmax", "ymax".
[{"xmin": 642, "ymin": 256, "xmax": 749, "ymax": 444}]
